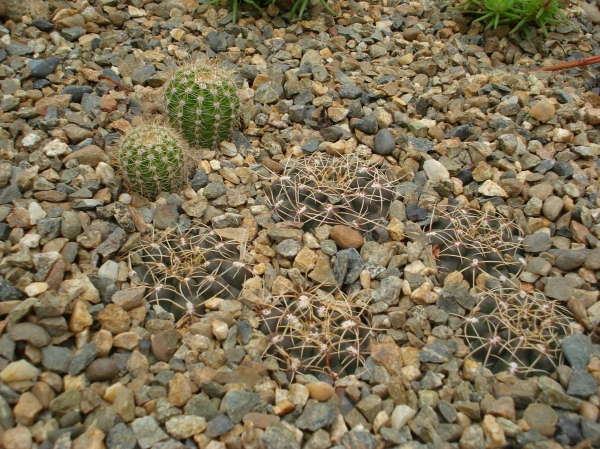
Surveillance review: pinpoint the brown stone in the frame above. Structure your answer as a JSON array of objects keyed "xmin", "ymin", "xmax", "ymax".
[
  {"xmin": 100, "ymin": 96, "xmax": 117, "ymax": 112},
  {"xmin": 14, "ymin": 392, "xmax": 43, "ymax": 425},
  {"xmin": 330, "ymin": 225, "xmax": 364, "ymax": 249},
  {"xmin": 486, "ymin": 396, "xmax": 516, "ymax": 421},
  {"xmin": 168, "ymin": 372, "xmax": 192, "ymax": 407},
  {"xmin": 529, "ymin": 101, "xmax": 556, "ymax": 123},
  {"xmin": 72, "ymin": 424, "xmax": 106, "ymax": 449},
  {"xmin": 1, "ymin": 426, "xmax": 32, "ymax": 449},
  {"xmin": 35, "ymin": 94, "xmax": 72, "ymax": 112},
  {"xmin": 306, "ymin": 381, "xmax": 335, "ymax": 402},
  {"xmin": 97, "ymin": 304, "xmax": 130, "ymax": 334},
  {"xmin": 152, "ymin": 329, "xmax": 182, "ymax": 362},
  {"xmin": 86, "ymin": 358, "xmax": 119, "ymax": 382},
  {"xmin": 63, "ymin": 145, "xmax": 110, "ymax": 167},
  {"xmin": 402, "ymin": 27, "xmax": 421, "ymax": 41},
  {"xmin": 523, "ymin": 403, "xmax": 557, "ymax": 437},
  {"xmin": 242, "ymin": 413, "xmax": 280, "ymax": 429},
  {"xmin": 262, "ymin": 157, "xmax": 285, "ymax": 174},
  {"xmin": 371, "ymin": 342, "xmax": 404, "ymax": 376},
  {"xmin": 69, "ymin": 300, "xmax": 93, "ymax": 333},
  {"xmin": 34, "ymin": 190, "xmax": 68, "ymax": 202}
]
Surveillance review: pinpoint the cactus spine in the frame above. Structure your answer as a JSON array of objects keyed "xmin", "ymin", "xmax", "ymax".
[
  {"xmin": 118, "ymin": 123, "xmax": 188, "ymax": 200},
  {"xmin": 164, "ymin": 60, "xmax": 240, "ymax": 149}
]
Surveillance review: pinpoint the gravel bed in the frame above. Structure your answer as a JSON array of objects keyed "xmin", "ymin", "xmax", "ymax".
[{"xmin": 1, "ymin": 0, "xmax": 600, "ymax": 448}]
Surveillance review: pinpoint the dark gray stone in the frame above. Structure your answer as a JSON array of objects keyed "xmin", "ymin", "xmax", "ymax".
[
  {"xmin": 132, "ymin": 64, "xmax": 156, "ymax": 86},
  {"xmin": 61, "ymin": 86, "xmax": 93, "ymax": 103},
  {"xmin": 222, "ymin": 390, "xmax": 259, "ymax": 423},
  {"xmin": 555, "ymin": 249, "xmax": 587, "ymax": 271},
  {"xmin": 204, "ymin": 182, "xmax": 227, "ymax": 199},
  {"xmin": 0, "ymin": 185, "xmax": 22, "ymax": 204},
  {"xmin": 0, "ymin": 279, "xmax": 25, "ymax": 301},
  {"xmin": 339, "ymin": 84, "xmax": 363, "ymax": 99},
  {"xmin": 341, "ymin": 430, "xmax": 377, "ymax": 449},
  {"xmin": 373, "ymin": 129, "xmax": 395, "ymax": 155},
  {"xmin": 295, "ymin": 400, "xmax": 335, "ymax": 431},
  {"xmin": 184, "ymin": 395, "xmax": 219, "ymax": 421},
  {"xmin": 42, "ymin": 345, "xmax": 74, "ymax": 373},
  {"xmin": 262, "ymin": 423, "xmax": 300, "ymax": 449},
  {"xmin": 69, "ymin": 342, "xmax": 98, "ymax": 375},
  {"xmin": 567, "ymin": 369, "xmax": 597, "ymax": 398},
  {"xmin": 28, "ymin": 57, "xmax": 59, "ymax": 79},
  {"xmin": 562, "ymin": 333, "xmax": 591, "ymax": 370},
  {"xmin": 205, "ymin": 414, "xmax": 235, "ymax": 438},
  {"xmin": 107, "ymin": 422, "xmax": 137, "ymax": 449},
  {"xmin": 354, "ymin": 115, "xmax": 378, "ymax": 134},
  {"xmin": 444, "ymin": 124, "xmax": 470, "ymax": 140}
]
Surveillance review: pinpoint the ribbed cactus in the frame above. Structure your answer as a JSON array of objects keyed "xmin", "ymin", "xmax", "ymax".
[
  {"xmin": 164, "ymin": 60, "xmax": 240, "ymax": 149},
  {"xmin": 464, "ymin": 279, "xmax": 572, "ymax": 376},
  {"xmin": 268, "ymin": 153, "xmax": 396, "ymax": 233},
  {"xmin": 129, "ymin": 222, "xmax": 252, "ymax": 325},
  {"xmin": 119, "ymin": 123, "xmax": 188, "ymax": 200},
  {"xmin": 257, "ymin": 284, "xmax": 377, "ymax": 380},
  {"xmin": 424, "ymin": 206, "xmax": 526, "ymax": 286}
]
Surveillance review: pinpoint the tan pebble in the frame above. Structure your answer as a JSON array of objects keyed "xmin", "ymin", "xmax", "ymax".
[
  {"xmin": 168, "ymin": 373, "xmax": 192, "ymax": 408},
  {"xmin": 529, "ymin": 100, "xmax": 555, "ymax": 122},
  {"xmin": 92, "ymin": 329, "xmax": 113, "ymax": 357},
  {"xmin": 14, "ymin": 392, "xmax": 43, "ymax": 426},
  {"xmin": 71, "ymin": 424, "xmax": 106, "ymax": 449},
  {"xmin": 70, "ymin": 300, "xmax": 93, "ymax": 333},
  {"xmin": 306, "ymin": 381, "xmax": 335, "ymax": 402},
  {"xmin": 289, "ymin": 383, "xmax": 309, "ymax": 406},
  {"xmin": 330, "ymin": 225, "xmax": 364, "ymax": 249},
  {"xmin": 2, "ymin": 426, "xmax": 32, "ymax": 449},
  {"xmin": 112, "ymin": 332, "xmax": 140, "ymax": 350},
  {"xmin": 482, "ymin": 414, "xmax": 506, "ymax": 448},
  {"xmin": 0, "ymin": 360, "xmax": 40, "ymax": 383},
  {"xmin": 580, "ymin": 401, "xmax": 600, "ymax": 421},
  {"xmin": 272, "ymin": 399, "xmax": 296, "ymax": 415}
]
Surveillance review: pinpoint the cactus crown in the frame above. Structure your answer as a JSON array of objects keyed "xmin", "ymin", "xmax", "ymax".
[
  {"xmin": 118, "ymin": 123, "xmax": 189, "ymax": 200},
  {"xmin": 164, "ymin": 59, "xmax": 240, "ymax": 149},
  {"xmin": 268, "ymin": 153, "xmax": 396, "ymax": 233},
  {"xmin": 129, "ymin": 222, "xmax": 252, "ymax": 326},
  {"xmin": 258, "ymin": 283, "xmax": 377, "ymax": 380}
]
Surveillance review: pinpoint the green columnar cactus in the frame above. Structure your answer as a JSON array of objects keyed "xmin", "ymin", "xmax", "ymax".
[
  {"xmin": 164, "ymin": 60, "xmax": 240, "ymax": 149},
  {"xmin": 119, "ymin": 123, "xmax": 188, "ymax": 200}
]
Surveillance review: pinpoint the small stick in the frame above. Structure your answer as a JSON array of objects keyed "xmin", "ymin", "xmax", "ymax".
[
  {"xmin": 99, "ymin": 74, "xmax": 134, "ymax": 92},
  {"xmin": 526, "ymin": 54, "xmax": 600, "ymax": 73}
]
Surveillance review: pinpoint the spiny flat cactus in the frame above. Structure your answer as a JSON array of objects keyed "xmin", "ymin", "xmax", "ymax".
[
  {"xmin": 129, "ymin": 222, "xmax": 252, "ymax": 325},
  {"xmin": 164, "ymin": 60, "xmax": 240, "ymax": 149},
  {"xmin": 257, "ymin": 283, "xmax": 377, "ymax": 380},
  {"xmin": 463, "ymin": 279, "xmax": 573, "ymax": 376},
  {"xmin": 119, "ymin": 123, "xmax": 189, "ymax": 200},
  {"xmin": 268, "ymin": 153, "xmax": 396, "ymax": 233},
  {"xmin": 424, "ymin": 206, "xmax": 526, "ymax": 286}
]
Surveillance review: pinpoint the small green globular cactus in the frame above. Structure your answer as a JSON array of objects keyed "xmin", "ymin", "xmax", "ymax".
[
  {"xmin": 164, "ymin": 60, "xmax": 240, "ymax": 149},
  {"xmin": 119, "ymin": 123, "xmax": 189, "ymax": 200}
]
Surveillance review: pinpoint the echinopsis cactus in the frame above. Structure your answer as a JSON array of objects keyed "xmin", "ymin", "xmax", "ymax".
[
  {"xmin": 424, "ymin": 206, "xmax": 526, "ymax": 286},
  {"xmin": 463, "ymin": 279, "xmax": 573, "ymax": 376},
  {"xmin": 268, "ymin": 153, "xmax": 396, "ymax": 233},
  {"xmin": 119, "ymin": 123, "xmax": 189, "ymax": 200},
  {"xmin": 164, "ymin": 60, "xmax": 240, "ymax": 149},
  {"xmin": 129, "ymin": 222, "xmax": 252, "ymax": 325},
  {"xmin": 257, "ymin": 284, "xmax": 377, "ymax": 380}
]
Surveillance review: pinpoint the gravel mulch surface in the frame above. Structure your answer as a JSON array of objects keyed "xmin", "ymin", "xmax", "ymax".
[{"xmin": 1, "ymin": 0, "xmax": 600, "ymax": 448}]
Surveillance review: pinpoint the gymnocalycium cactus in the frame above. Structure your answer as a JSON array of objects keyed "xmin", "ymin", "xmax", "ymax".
[
  {"xmin": 164, "ymin": 60, "xmax": 240, "ymax": 149},
  {"xmin": 119, "ymin": 123, "xmax": 189, "ymax": 200}
]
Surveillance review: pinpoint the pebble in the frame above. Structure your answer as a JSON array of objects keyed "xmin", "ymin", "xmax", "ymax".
[
  {"xmin": 306, "ymin": 382, "xmax": 335, "ymax": 402},
  {"xmin": 330, "ymin": 225, "xmax": 364, "ymax": 249},
  {"xmin": 373, "ymin": 129, "xmax": 395, "ymax": 155},
  {"xmin": 86, "ymin": 358, "xmax": 119, "ymax": 382},
  {"xmin": 530, "ymin": 100, "xmax": 556, "ymax": 122}
]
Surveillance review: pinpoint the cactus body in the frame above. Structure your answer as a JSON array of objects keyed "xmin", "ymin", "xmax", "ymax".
[
  {"xmin": 164, "ymin": 60, "xmax": 240, "ymax": 149},
  {"xmin": 119, "ymin": 124, "xmax": 188, "ymax": 200},
  {"xmin": 130, "ymin": 222, "xmax": 252, "ymax": 323},
  {"xmin": 268, "ymin": 153, "xmax": 396, "ymax": 234},
  {"xmin": 258, "ymin": 285, "xmax": 376, "ymax": 380}
]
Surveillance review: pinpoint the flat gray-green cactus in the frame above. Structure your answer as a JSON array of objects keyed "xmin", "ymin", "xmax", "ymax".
[
  {"xmin": 118, "ymin": 123, "xmax": 188, "ymax": 200},
  {"xmin": 164, "ymin": 60, "xmax": 240, "ymax": 149}
]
